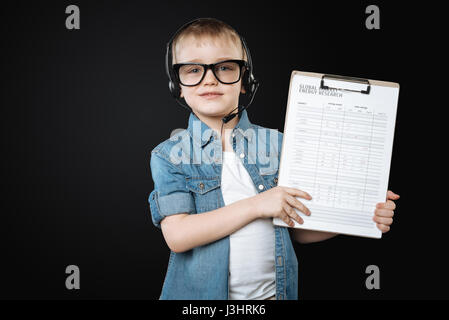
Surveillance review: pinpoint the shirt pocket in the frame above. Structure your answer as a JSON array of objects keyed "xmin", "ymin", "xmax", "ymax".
[
  {"xmin": 258, "ymin": 152, "xmax": 279, "ymax": 189},
  {"xmin": 186, "ymin": 176, "xmax": 221, "ymax": 213},
  {"xmin": 260, "ymin": 170, "xmax": 279, "ymax": 189}
]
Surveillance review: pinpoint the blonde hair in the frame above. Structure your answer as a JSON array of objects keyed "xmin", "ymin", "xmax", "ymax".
[{"xmin": 172, "ymin": 18, "xmax": 246, "ymax": 63}]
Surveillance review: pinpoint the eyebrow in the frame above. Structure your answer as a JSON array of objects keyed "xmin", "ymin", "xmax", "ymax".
[{"xmin": 180, "ymin": 57, "xmax": 238, "ymax": 64}]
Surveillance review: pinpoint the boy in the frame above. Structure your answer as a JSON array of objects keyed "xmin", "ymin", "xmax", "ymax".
[{"xmin": 148, "ymin": 18, "xmax": 399, "ymax": 300}]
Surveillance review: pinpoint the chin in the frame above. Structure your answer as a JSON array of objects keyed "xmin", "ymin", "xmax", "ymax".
[{"xmin": 195, "ymin": 102, "xmax": 232, "ymax": 118}]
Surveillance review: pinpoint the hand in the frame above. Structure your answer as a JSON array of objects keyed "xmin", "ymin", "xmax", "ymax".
[
  {"xmin": 249, "ymin": 186, "xmax": 312, "ymax": 227},
  {"xmin": 373, "ymin": 190, "xmax": 400, "ymax": 233}
]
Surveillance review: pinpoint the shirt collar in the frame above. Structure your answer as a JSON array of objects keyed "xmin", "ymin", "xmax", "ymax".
[{"xmin": 187, "ymin": 109, "xmax": 253, "ymax": 148}]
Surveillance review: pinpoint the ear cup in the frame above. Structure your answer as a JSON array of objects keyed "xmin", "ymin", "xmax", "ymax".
[
  {"xmin": 242, "ymin": 68, "xmax": 255, "ymax": 94},
  {"xmin": 168, "ymin": 80, "xmax": 181, "ymax": 99},
  {"xmin": 245, "ymin": 73, "xmax": 258, "ymax": 97},
  {"xmin": 248, "ymin": 74, "xmax": 256, "ymax": 95},
  {"xmin": 241, "ymin": 67, "xmax": 249, "ymax": 92},
  {"xmin": 168, "ymin": 80, "xmax": 175, "ymax": 95},
  {"xmin": 252, "ymin": 77, "xmax": 259, "ymax": 94}
]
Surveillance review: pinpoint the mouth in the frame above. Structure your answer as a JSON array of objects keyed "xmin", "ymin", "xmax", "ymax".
[{"xmin": 199, "ymin": 92, "xmax": 223, "ymax": 100}]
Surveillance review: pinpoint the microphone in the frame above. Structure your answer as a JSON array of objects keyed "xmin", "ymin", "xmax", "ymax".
[
  {"xmin": 222, "ymin": 81, "xmax": 259, "ymax": 124},
  {"xmin": 222, "ymin": 106, "xmax": 240, "ymax": 124}
]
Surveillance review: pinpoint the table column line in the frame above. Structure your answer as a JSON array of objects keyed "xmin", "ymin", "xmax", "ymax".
[
  {"xmin": 312, "ymin": 105, "xmax": 325, "ymax": 193},
  {"xmin": 361, "ymin": 111, "xmax": 376, "ymax": 210},
  {"xmin": 333, "ymin": 107, "xmax": 346, "ymax": 208}
]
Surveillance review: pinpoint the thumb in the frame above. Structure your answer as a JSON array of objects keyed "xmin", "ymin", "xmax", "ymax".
[{"xmin": 387, "ymin": 190, "xmax": 400, "ymax": 200}]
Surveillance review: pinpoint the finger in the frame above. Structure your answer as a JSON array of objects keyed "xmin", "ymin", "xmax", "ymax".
[
  {"xmin": 281, "ymin": 206, "xmax": 295, "ymax": 227},
  {"xmin": 375, "ymin": 209, "xmax": 394, "ymax": 218},
  {"xmin": 283, "ymin": 204, "xmax": 303, "ymax": 225},
  {"xmin": 376, "ymin": 223, "xmax": 390, "ymax": 233},
  {"xmin": 282, "ymin": 214, "xmax": 294, "ymax": 227},
  {"xmin": 387, "ymin": 190, "xmax": 400, "ymax": 200},
  {"xmin": 376, "ymin": 200, "xmax": 396, "ymax": 210},
  {"xmin": 284, "ymin": 204, "xmax": 304, "ymax": 225},
  {"xmin": 373, "ymin": 216, "xmax": 393, "ymax": 226},
  {"xmin": 285, "ymin": 195, "xmax": 311, "ymax": 216},
  {"xmin": 282, "ymin": 187, "xmax": 312, "ymax": 200}
]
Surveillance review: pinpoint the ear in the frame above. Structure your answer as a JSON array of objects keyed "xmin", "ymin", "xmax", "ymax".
[
  {"xmin": 180, "ymin": 87, "xmax": 184, "ymax": 98},
  {"xmin": 240, "ymin": 83, "xmax": 246, "ymax": 94},
  {"xmin": 240, "ymin": 67, "xmax": 247, "ymax": 94}
]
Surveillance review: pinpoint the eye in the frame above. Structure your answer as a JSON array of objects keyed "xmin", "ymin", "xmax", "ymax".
[
  {"xmin": 187, "ymin": 67, "xmax": 201, "ymax": 74},
  {"xmin": 216, "ymin": 62, "xmax": 237, "ymax": 72}
]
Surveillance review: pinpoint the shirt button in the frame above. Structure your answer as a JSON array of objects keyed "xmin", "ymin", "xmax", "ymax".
[
  {"xmin": 199, "ymin": 182, "xmax": 205, "ymax": 190},
  {"xmin": 258, "ymin": 184, "xmax": 264, "ymax": 190},
  {"xmin": 239, "ymin": 153, "xmax": 244, "ymax": 159}
]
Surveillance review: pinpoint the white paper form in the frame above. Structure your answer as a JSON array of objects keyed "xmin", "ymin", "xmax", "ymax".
[{"xmin": 273, "ymin": 71, "xmax": 399, "ymax": 238}]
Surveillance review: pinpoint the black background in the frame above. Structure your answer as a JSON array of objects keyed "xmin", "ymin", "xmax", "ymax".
[{"xmin": 1, "ymin": 0, "xmax": 447, "ymax": 300}]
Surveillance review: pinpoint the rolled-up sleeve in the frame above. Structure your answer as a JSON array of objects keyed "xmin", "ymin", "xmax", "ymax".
[{"xmin": 148, "ymin": 151, "xmax": 196, "ymax": 229}]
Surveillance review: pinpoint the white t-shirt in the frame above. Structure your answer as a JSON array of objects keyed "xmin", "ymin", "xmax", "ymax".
[{"xmin": 221, "ymin": 150, "xmax": 276, "ymax": 300}]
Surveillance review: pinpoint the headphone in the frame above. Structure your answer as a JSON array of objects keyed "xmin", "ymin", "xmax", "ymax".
[{"xmin": 165, "ymin": 18, "xmax": 259, "ymax": 123}]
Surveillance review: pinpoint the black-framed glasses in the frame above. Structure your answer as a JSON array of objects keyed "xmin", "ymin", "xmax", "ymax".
[{"xmin": 173, "ymin": 59, "xmax": 247, "ymax": 86}]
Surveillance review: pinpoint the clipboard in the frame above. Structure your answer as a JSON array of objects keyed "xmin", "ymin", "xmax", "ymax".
[{"xmin": 273, "ymin": 71, "xmax": 399, "ymax": 239}]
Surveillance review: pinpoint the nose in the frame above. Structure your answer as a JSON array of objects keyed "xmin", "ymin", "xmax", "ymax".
[{"xmin": 202, "ymin": 67, "xmax": 218, "ymax": 85}]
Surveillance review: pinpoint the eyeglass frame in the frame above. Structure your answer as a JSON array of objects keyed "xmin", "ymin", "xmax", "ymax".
[{"xmin": 172, "ymin": 59, "xmax": 248, "ymax": 87}]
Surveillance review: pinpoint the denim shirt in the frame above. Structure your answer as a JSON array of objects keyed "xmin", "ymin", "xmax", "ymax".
[{"xmin": 148, "ymin": 110, "xmax": 298, "ymax": 300}]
